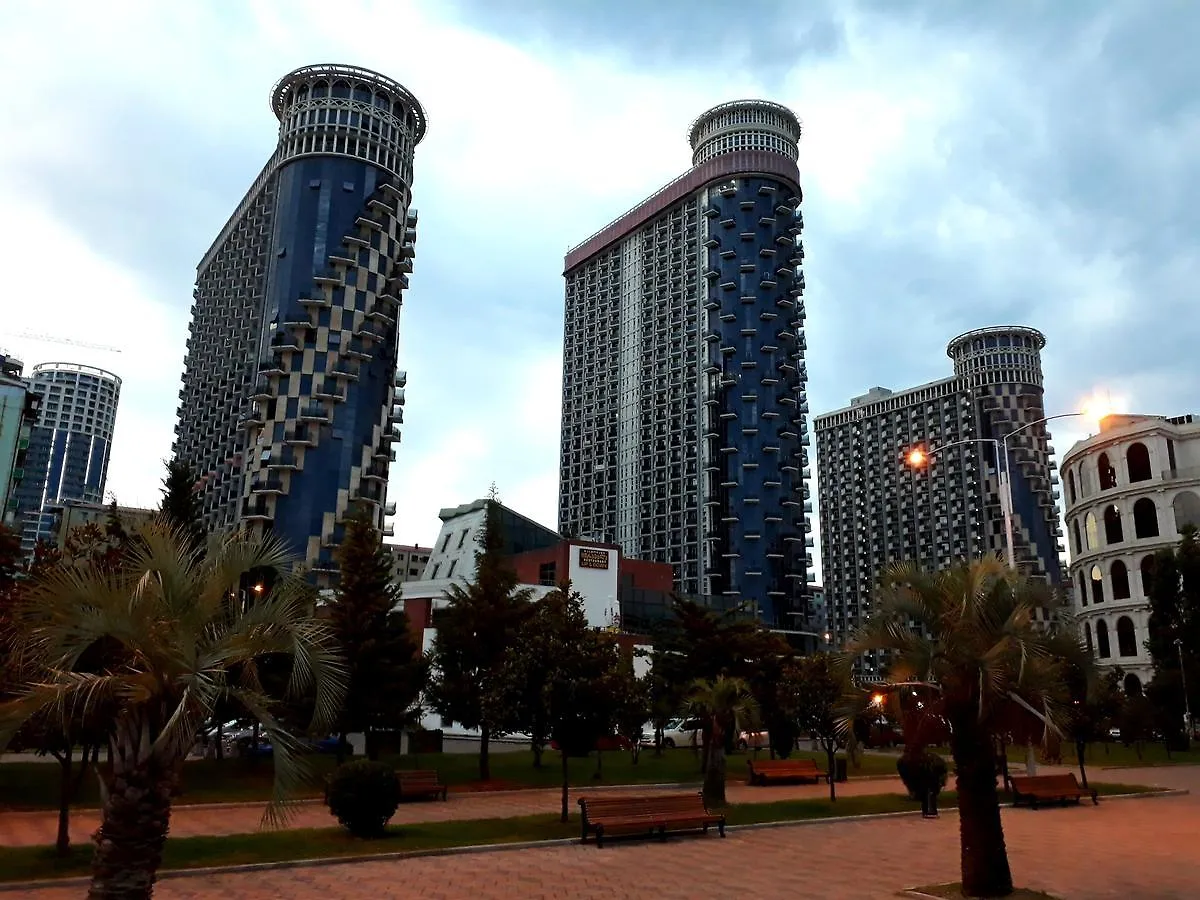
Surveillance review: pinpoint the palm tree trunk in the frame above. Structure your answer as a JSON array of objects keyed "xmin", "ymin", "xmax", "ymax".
[
  {"xmin": 826, "ymin": 745, "xmax": 837, "ymax": 802},
  {"xmin": 951, "ymin": 720, "xmax": 1013, "ymax": 898},
  {"xmin": 1075, "ymin": 739, "xmax": 1089, "ymax": 789},
  {"xmin": 88, "ymin": 762, "xmax": 175, "ymax": 900},
  {"xmin": 703, "ymin": 739, "xmax": 726, "ymax": 807},
  {"xmin": 56, "ymin": 747, "xmax": 72, "ymax": 856},
  {"xmin": 479, "ymin": 725, "xmax": 491, "ymax": 781},
  {"xmin": 560, "ymin": 751, "xmax": 570, "ymax": 823}
]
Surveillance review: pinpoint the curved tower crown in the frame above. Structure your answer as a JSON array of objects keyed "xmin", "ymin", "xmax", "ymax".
[
  {"xmin": 688, "ymin": 100, "xmax": 802, "ymax": 166},
  {"xmin": 270, "ymin": 64, "xmax": 427, "ymax": 191},
  {"xmin": 946, "ymin": 325, "xmax": 1046, "ymax": 388}
]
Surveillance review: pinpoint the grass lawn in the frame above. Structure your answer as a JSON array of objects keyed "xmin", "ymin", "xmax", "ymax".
[
  {"xmin": 1006, "ymin": 740, "xmax": 1200, "ymax": 769},
  {"xmin": 0, "ymin": 746, "xmax": 898, "ymax": 812},
  {"xmin": 0, "ymin": 780, "xmax": 1157, "ymax": 885}
]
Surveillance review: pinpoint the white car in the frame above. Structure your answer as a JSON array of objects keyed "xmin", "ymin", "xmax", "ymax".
[{"xmin": 656, "ymin": 717, "xmax": 704, "ymax": 749}]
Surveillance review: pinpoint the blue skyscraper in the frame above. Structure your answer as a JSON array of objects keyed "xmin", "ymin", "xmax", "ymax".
[
  {"xmin": 176, "ymin": 64, "xmax": 423, "ymax": 583},
  {"xmin": 12, "ymin": 362, "xmax": 121, "ymax": 551},
  {"xmin": 559, "ymin": 100, "xmax": 812, "ymax": 631}
]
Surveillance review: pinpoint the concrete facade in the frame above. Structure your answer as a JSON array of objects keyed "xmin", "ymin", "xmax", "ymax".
[{"xmin": 1062, "ymin": 412, "xmax": 1200, "ymax": 690}]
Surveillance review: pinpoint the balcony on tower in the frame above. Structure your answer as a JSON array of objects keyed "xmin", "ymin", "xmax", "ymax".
[
  {"xmin": 298, "ymin": 292, "xmax": 331, "ymax": 308},
  {"xmin": 384, "ymin": 500, "xmax": 397, "ymax": 517},
  {"xmin": 250, "ymin": 378, "xmax": 274, "ymax": 400},
  {"xmin": 299, "ymin": 402, "xmax": 331, "ymax": 423},
  {"xmin": 242, "ymin": 499, "xmax": 274, "ymax": 521},
  {"xmin": 270, "ymin": 332, "xmax": 301, "ymax": 353},
  {"xmin": 361, "ymin": 463, "xmax": 389, "ymax": 482},
  {"xmin": 284, "ymin": 426, "xmax": 318, "ymax": 446},
  {"xmin": 313, "ymin": 381, "xmax": 346, "ymax": 402},
  {"xmin": 249, "ymin": 475, "xmax": 286, "ymax": 495},
  {"xmin": 266, "ymin": 450, "xmax": 301, "ymax": 471},
  {"xmin": 330, "ymin": 362, "xmax": 360, "ymax": 381}
]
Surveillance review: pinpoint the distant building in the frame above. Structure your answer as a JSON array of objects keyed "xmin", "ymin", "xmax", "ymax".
[
  {"xmin": 53, "ymin": 499, "xmax": 157, "ymax": 550},
  {"xmin": 558, "ymin": 99, "xmax": 813, "ymax": 632},
  {"xmin": 814, "ymin": 326, "xmax": 1064, "ymax": 675},
  {"xmin": 807, "ymin": 582, "xmax": 828, "ymax": 645},
  {"xmin": 1062, "ymin": 413, "xmax": 1200, "ymax": 692},
  {"xmin": 12, "ymin": 363, "xmax": 121, "ymax": 552},
  {"xmin": 383, "ymin": 542, "xmax": 432, "ymax": 584},
  {"xmin": 0, "ymin": 354, "xmax": 41, "ymax": 528}
]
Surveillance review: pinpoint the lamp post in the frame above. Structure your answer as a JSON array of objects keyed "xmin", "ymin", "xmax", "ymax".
[
  {"xmin": 1177, "ymin": 638, "xmax": 1193, "ymax": 738},
  {"xmin": 906, "ymin": 412, "xmax": 1087, "ymax": 571}
]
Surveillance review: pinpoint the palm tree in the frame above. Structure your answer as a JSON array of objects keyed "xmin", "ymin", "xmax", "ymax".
[
  {"xmin": 846, "ymin": 557, "xmax": 1080, "ymax": 899},
  {"xmin": 0, "ymin": 522, "xmax": 345, "ymax": 900},
  {"xmin": 686, "ymin": 675, "xmax": 758, "ymax": 807}
]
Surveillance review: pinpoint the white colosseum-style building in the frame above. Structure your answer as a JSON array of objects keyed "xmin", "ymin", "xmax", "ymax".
[{"xmin": 1062, "ymin": 413, "xmax": 1200, "ymax": 692}]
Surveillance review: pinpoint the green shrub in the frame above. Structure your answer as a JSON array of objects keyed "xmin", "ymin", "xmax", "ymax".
[
  {"xmin": 325, "ymin": 760, "xmax": 401, "ymax": 837},
  {"xmin": 896, "ymin": 751, "xmax": 949, "ymax": 800}
]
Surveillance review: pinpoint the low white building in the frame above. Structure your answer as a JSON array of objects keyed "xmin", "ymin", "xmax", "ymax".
[{"xmin": 1062, "ymin": 413, "xmax": 1200, "ymax": 692}]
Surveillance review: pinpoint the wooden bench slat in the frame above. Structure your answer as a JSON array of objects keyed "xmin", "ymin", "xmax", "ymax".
[
  {"xmin": 747, "ymin": 758, "xmax": 828, "ymax": 785},
  {"xmin": 396, "ymin": 769, "xmax": 448, "ymax": 801}
]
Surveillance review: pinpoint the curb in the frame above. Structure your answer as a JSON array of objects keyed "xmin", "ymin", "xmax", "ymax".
[{"xmin": 2, "ymin": 788, "xmax": 1182, "ymax": 893}]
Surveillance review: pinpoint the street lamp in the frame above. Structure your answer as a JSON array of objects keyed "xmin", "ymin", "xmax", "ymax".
[
  {"xmin": 1177, "ymin": 638, "xmax": 1193, "ymax": 738},
  {"xmin": 906, "ymin": 410, "xmax": 1099, "ymax": 570}
]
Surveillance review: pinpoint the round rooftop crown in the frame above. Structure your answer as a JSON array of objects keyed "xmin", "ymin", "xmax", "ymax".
[
  {"xmin": 269, "ymin": 64, "xmax": 426, "ymax": 185},
  {"xmin": 687, "ymin": 100, "xmax": 802, "ymax": 166}
]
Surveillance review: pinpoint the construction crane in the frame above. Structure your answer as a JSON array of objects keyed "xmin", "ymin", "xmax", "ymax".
[{"xmin": 8, "ymin": 331, "xmax": 123, "ymax": 354}]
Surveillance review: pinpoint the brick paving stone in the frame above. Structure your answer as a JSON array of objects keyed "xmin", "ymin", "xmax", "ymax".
[{"xmin": 15, "ymin": 766, "xmax": 1200, "ymax": 899}]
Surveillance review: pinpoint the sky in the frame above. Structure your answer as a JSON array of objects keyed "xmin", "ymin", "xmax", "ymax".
[{"xmin": 1, "ymin": 0, "xmax": 1197, "ymax": 578}]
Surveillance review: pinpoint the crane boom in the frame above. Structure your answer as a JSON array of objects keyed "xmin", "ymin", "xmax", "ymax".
[{"xmin": 8, "ymin": 331, "xmax": 123, "ymax": 353}]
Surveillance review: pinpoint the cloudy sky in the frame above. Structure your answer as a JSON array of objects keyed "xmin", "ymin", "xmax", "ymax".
[{"xmin": 1, "ymin": 1, "xmax": 1195, "ymax": 574}]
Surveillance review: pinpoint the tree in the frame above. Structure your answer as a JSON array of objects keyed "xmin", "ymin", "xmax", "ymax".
[
  {"xmin": 1145, "ymin": 526, "xmax": 1200, "ymax": 740},
  {"xmin": 612, "ymin": 658, "xmax": 652, "ymax": 765},
  {"xmin": 686, "ymin": 675, "xmax": 758, "ymax": 808},
  {"xmin": 1061, "ymin": 656, "xmax": 1121, "ymax": 789},
  {"xmin": 327, "ymin": 505, "xmax": 426, "ymax": 761},
  {"xmin": 847, "ymin": 558, "xmax": 1079, "ymax": 899},
  {"xmin": 486, "ymin": 584, "xmax": 625, "ymax": 820},
  {"xmin": 158, "ymin": 457, "xmax": 204, "ymax": 549},
  {"xmin": 0, "ymin": 522, "xmax": 345, "ymax": 899},
  {"xmin": 427, "ymin": 499, "xmax": 533, "ymax": 780},
  {"xmin": 786, "ymin": 653, "xmax": 847, "ymax": 801}
]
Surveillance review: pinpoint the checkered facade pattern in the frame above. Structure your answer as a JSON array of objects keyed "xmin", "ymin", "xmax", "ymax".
[
  {"xmin": 175, "ymin": 65, "xmax": 424, "ymax": 585},
  {"xmin": 559, "ymin": 101, "xmax": 813, "ymax": 631},
  {"xmin": 815, "ymin": 326, "xmax": 1065, "ymax": 673}
]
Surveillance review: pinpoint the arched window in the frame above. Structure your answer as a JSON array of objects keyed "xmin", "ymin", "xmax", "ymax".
[
  {"xmin": 1084, "ymin": 512, "xmax": 1099, "ymax": 550},
  {"xmin": 1173, "ymin": 490, "xmax": 1200, "ymax": 533},
  {"xmin": 1133, "ymin": 498, "xmax": 1159, "ymax": 538},
  {"xmin": 1096, "ymin": 619, "xmax": 1111, "ymax": 658},
  {"xmin": 1077, "ymin": 571, "xmax": 1088, "ymax": 607},
  {"xmin": 1111, "ymin": 560, "xmax": 1131, "ymax": 600},
  {"xmin": 1098, "ymin": 452, "xmax": 1117, "ymax": 490},
  {"xmin": 1072, "ymin": 520, "xmax": 1082, "ymax": 554},
  {"xmin": 1140, "ymin": 555, "xmax": 1155, "ymax": 597},
  {"xmin": 1103, "ymin": 504, "xmax": 1124, "ymax": 544},
  {"xmin": 1067, "ymin": 469, "xmax": 1077, "ymax": 505},
  {"xmin": 1116, "ymin": 616, "xmax": 1138, "ymax": 657},
  {"xmin": 1124, "ymin": 673, "xmax": 1143, "ymax": 696},
  {"xmin": 1126, "ymin": 442, "xmax": 1152, "ymax": 483},
  {"xmin": 1090, "ymin": 564, "xmax": 1104, "ymax": 604},
  {"xmin": 1084, "ymin": 621, "xmax": 1094, "ymax": 654}
]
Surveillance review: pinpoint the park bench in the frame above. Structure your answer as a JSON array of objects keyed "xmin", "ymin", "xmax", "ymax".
[
  {"xmin": 397, "ymin": 769, "xmax": 448, "ymax": 801},
  {"xmin": 577, "ymin": 792, "xmax": 725, "ymax": 848},
  {"xmin": 747, "ymin": 757, "xmax": 828, "ymax": 786},
  {"xmin": 1009, "ymin": 773, "xmax": 1098, "ymax": 809}
]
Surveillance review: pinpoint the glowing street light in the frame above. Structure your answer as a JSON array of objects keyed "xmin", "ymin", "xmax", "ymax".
[{"xmin": 905, "ymin": 400, "xmax": 1111, "ymax": 570}]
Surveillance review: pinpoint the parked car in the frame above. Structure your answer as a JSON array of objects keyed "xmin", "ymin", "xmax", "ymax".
[
  {"xmin": 737, "ymin": 730, "xmax": 770, "ymax": 751},
  {"xmin": 658, "ymin": 717, "xmax": 704, "ymax": 749}
]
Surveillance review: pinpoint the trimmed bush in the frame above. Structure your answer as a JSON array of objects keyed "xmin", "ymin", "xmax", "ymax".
[
  {"xmin": 325, "ymin": 760, "xmax": 401, "ymax": 837},
  {"xmin": 896, "ymin": 751, "xmax": 949, "ymax": 800}
]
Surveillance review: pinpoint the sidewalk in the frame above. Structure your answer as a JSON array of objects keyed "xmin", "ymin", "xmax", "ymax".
[{"xmin": 0, "ymin": 776, "xmax": 907, "ymax": 848}]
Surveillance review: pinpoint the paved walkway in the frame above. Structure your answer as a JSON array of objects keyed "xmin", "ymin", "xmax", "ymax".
[
  {"xmin": 0, "ymin": 776, "xmax": 902, "ymax": 847},
  {"xmin": 19, "ymin": 766, "xmax": 1200, "ymax": 900}
]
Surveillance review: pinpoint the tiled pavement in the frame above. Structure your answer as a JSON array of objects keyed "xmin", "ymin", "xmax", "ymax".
[
  {"xmin": 13, "ymin": 766, "xmax": 1200, "ymax": 899},
  {"xmin": 0, "ymin": 776, "xmax": 902, "ymax": 846}
]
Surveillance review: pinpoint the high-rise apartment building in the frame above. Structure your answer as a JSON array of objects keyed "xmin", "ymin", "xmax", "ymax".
[
  {"xmin": 815, "ymin": 326, "xmax": 1064, "ymax": 665},
  {"xmin": 12, "ymin": 362, "xmax": 121, "ymax": 551},
  {"xmin": 559, "ymin": 100, "xmax": 812, "ymax": 630},
  {"xmin": 176, "ymin": 64, "xmax": 424, "ymax": 584},
  {"xmin": 0, "ymin": 354, "xmax": 42, "ymax": 527},
  {"xmin": 1062, "ymin": 412, "xmax": 1200, "ymax": 692}
]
